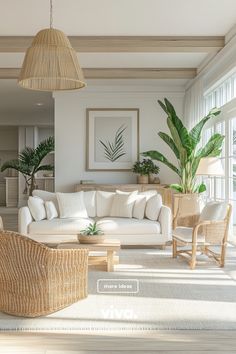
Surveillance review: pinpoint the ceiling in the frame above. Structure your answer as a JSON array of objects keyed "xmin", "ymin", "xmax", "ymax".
[
  {"xmin": 1, "ymin": 0, "xmax": 236, "ymax": 36},
  {"xmin": 0, "ymin": 0, "xmax": 235, "ymax": 116}
]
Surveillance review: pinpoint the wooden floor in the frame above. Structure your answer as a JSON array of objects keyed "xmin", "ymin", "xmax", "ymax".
[{"xmin": 0, "ymin": 331, "xmax": 236, "ymax": 353}]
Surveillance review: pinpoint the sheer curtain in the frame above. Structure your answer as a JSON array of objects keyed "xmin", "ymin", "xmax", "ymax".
[{"xmin": 184, "ymin": 78, "xmax": 205, "ymax": 129}]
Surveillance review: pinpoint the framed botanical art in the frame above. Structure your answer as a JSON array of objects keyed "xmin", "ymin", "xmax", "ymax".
[{"xmin": 86, "ymin": 108, "xmax": 139, "ymax": 171}]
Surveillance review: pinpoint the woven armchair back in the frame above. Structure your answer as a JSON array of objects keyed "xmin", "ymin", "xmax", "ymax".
[
  {"xmin": 0, "ymin": 231, "xmax": 88, "ymax": 317},
  {"xmin": 204, "ymin": 204, "xmax": 232, "ymax": 245}
]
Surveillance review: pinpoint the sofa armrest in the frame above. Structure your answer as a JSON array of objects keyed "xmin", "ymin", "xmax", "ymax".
[
  {"xmin": 158, "ymin": 205, "xmax": 172, "ymax": 241},
  {"xmin": 18, "ymin": 206, "xmax": 33, "ymax": 235}
]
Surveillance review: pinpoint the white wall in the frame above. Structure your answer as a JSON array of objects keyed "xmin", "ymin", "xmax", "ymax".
[{"xmin": 54, "ymin": 83, "xmax": 185, "ymax": 192}]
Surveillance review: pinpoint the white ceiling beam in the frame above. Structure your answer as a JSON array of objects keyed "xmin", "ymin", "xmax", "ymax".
[
  {"xmin": 0, "ymin": 36, "xmax": 224, "ymax": 53},
  {"xmin": 0, "ymin": 68, "xmax": 196, "ymax": 80}
]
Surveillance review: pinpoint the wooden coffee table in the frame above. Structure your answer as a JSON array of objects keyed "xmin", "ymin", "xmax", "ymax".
[{"xmin": 57, "ymin": 239, "xmax": 121, "ymax": 272}]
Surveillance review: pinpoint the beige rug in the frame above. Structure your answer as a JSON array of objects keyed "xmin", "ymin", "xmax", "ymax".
[{"xmin": 1, "ymin": 245, "xmax": 236, "ymax": 332}]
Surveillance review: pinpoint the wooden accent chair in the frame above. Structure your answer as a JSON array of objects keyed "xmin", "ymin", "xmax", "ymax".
[
  {"xmin": 172, "ymin": 201, "xmax": 232, "ymax": 269},
  {"xmin": 0, "ymin": 231, "xmax": 89, "ymax": 317}
]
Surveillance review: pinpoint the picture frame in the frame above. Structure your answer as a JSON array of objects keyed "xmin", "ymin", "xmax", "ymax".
[{"xmin": 86, "ymin": 108, "xmax": 139, "ymax": 171}]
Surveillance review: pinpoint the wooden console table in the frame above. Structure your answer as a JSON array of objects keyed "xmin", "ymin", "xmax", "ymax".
[{"xmin": 75, "ymin": 183, "xmax": 173, "ymax": 210}]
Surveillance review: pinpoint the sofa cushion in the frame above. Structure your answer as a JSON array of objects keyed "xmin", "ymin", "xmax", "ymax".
[
  {"xmin": 110, "ymin": 191, "xmax": 137, "ymax": 218},
  {"xmin": 28, "ymin": 196, "xmax": 46, "ymax": 221},
  {"xmin": 56, "ymin": 192, "xmax": 88, "ymax": 218},
  {"xmin": 32, "ymin": 190, "xmax": 59, "ymax": 213},
  {"xmin": 139, "ymin": 189, "xmax": 157, "ymax": 200},
  {"xmin": 84, "ymin": 191, "xmax": 96, "ymax": 217},
  {"xmin": 96, "ymin": 191, "xmax": 115, "ymax": 217},
  {"xmin": 28, "ymin": 217, "xmax": 94, "ymax": 235},
  {"xmin": 45, "ymin": 201, "xmax": 58, "ymax": 220},
  {"xmin": 145, "ymin": 194, "xmax": 162, "ymax": 221},
  {"xmin": 133, "ymin": 195, "xmax": 146, "ymax": 220},
  {"xmin": 97, "ymin": 217, "xmax": 161, "ymax": 235}
]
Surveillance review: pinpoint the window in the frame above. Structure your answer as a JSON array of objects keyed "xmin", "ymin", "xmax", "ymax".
[
  {"xmin": 205, "ymin": 70, "xmax": 236, "ymax": 112},
  {"xmin": 202, "ymin": 97, "xmax": 236, "ymax": 240}
]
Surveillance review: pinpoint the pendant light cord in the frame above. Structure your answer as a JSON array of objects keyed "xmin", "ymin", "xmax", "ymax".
[{"xmin": 50, "ymin": 0, "xmax": 53, "ymax": 28}]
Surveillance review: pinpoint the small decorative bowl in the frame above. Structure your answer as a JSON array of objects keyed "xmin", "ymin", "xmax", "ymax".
[{"xmin": 78, "ymin": 234, "xmax": 106, "ymax": 244}]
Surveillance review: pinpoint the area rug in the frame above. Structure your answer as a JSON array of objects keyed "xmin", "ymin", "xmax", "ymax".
[{"xmin": 1, "ymin": 246, "xmax": 236, "ymax": 332}]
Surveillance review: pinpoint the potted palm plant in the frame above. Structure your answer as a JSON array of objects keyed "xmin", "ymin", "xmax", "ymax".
[
  {"xmin": 1, "ymin": 136, "xmax": 54, "ymax": 196},
  {"xmin": 132, "ymin": 159, "xmax": 160, "ymax": 184},
  {"xmin": 78, "ymin": 222, "xmax": 105, "ymax": 244},
  {"xmin": 142, "ymin": 98, "xmax": 224, "ymax": 220}
]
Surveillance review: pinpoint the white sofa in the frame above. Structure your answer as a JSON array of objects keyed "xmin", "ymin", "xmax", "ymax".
[{"xmin": 18, "ymin": 190, "xmax": 172, "ymax": 245}]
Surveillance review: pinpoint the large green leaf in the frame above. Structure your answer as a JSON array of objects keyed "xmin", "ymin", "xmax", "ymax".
[
  {"xmin": 167, "ymin": 117, "xmax": 188, "ymax": 166},
  {"xmin": 18, "ymin": 147, "xmax": 35, "ymax": 167},
  {"xmin": 170, "ymin": 184, "xmax": 184, "ymax": 193},
  {"xmin": 158, "ymin": 132, "xmax": 180, "ymax": 159},
  {"xmin": 159, "ymin": 99, "xmax": 193, "ymax": 155},
  {"xmin": 1, "ymin": 160, "xmax": 31, "ymax": 176},
  {"xmin": 192, "ymin": 134, "xmax": 225, "ymax": 175},
  {"xmin": 34, "ymin": 136, "xmax": 55, "ymax": 168},
  {"xmin": 35, "ymin": 164, "xmax": 54, "ymax": 173},
  {"xmin": 158, "ymin": 100, "xmax": 168, "ymax": 114},
  {"xmin": 197, "ymin": 183, "xmax": 207, "ymax": 193},
  {"xmin": 197, "ymin": 133, "xmax": 225, "ymax": 158},
  {"xmin": 142, "ymin": 150, "xmax": 181, "ymax": 176},
  {"xmin": 189, "ymin": 107, "xmax": 221, "ymax": 148}
]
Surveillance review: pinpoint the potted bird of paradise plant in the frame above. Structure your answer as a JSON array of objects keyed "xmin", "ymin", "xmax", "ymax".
[{"xmin": 142, "ymin": 98, "xmax": 224, "ymax": 224}]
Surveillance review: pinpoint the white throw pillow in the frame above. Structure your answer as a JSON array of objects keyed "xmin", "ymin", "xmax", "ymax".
[
  {"xmin": 200, "ymin": 201, "xmax": 228, "ymax": 221},
  {"xmin": 139, "ymin": 190, "xmax": 157, "ymax": 200},
  {"xmin": 45, "ymin": 201, "xmax": 58, "ymax": 220},
  {"xmin": 84, "ymin": 191, "xmax": 96, "ymax": 217},
  {"xmin": 32, "ymin": 190, "xmax": 59, "ymax": 213},
  {"xmin": 56, "ymin": 192, "xmax": 88, "ymax": 219},
  {"xmin": 110, "ymin": 191, "xmax": 137, "ymax": 218},
  {"xmin": 133, "ymin": 195, "xmax": 147, "ymax": 220},
  {"xmin": 145, "ymin": 194, "xmax": 162, "ymax": 221},
  {"xmin": 28, "ymin": 196, "xmax": 46, "ymax": 221},
  {"xmin": 96, "ymin": 191, "xmax": 115, "ymax": 217}
]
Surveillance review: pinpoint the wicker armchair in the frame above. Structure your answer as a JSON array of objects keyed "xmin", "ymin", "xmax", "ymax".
[
  {"xmin": 172, "ymin": 201, "xmax": 232, "ymax": 269},
  {"xmin": 0, "ymin": 231, "xmax": 89, "ymax": 317}
]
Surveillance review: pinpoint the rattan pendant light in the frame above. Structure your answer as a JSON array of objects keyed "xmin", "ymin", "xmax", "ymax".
[{"xmin": 18, "ymin": 0, "xmax": 86, "ymax": 91}]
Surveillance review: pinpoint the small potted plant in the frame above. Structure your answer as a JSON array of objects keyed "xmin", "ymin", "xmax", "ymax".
[
  {"xmin": 78, "ymin": 222, "xmax": 105, "ymax": 244},
  {"xmin": 132, "ymin": 159, "xmax": 160, "ymax": 184}
]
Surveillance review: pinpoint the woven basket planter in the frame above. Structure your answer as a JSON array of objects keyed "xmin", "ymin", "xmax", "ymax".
[{"xmin": 78, "ymin": 234, "xmax": 106, "ymax": 244}]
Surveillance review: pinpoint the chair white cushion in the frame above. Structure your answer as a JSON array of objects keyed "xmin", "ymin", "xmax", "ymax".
[
  {"xmin": 173, "ymin": 226, "xmax": 205, "ymax": 243},
  {"xmin": 110, "ymin": 191, "xmax": 137, "ymax": 218},
  {"xmin": 32, "ymin": 190, "xmax": 59, "ymax": 213},
  {"xmin": 56, "ymin": 192, "xmax": 88, "ymax": 218},
  {"xmin": 45, "ymin": 201, "xmax": 58, "ymax": 220},
  {"xmin": 199, "ymin": 201, "xmax": 228, "ymax": 221},
  {"xmin": 29, "ymin": 217, "xmax": 94, "ymax": 235},
  {"xmin": 145, "ymin": 194, "xmax": 162, "ymax": 221},
  {"xmin": 96, "ymin": 191, "xmax": 115, "ymax": 217},
  {"xmin": 97, "ymin": 217, "xmax": 161, "ymax": 235},
  {"xmin": 28, "ymin": 196, "xmax": 46, "ymax": 221},
  {"xmin": 84, "ymin": 191, "xmax": 96, "ymax": 217},
  {"xmin": 133, "ymin": 195, "xmax": 146, "ymax": 220}
]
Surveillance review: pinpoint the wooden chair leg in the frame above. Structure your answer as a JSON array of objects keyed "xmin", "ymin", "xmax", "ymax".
[
  {"xmin": 220, "ymin": 243, "xmax": 227, "ymax": 267},
  {"xmin": 190, "ymin": 243, "xmax": 197, "ymax": 270},
  {"xmin": 172, "ymin": 238, "xmax": 177, "ymax": 258}
]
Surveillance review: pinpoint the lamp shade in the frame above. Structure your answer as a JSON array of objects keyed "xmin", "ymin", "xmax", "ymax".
[
  {"xmin": 18, "ymin": 28, "xmax": 86, "ymax": 91},
  {"xmin": 196, "ymin": 157, "xmax": 224, "ymax": 176}
]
